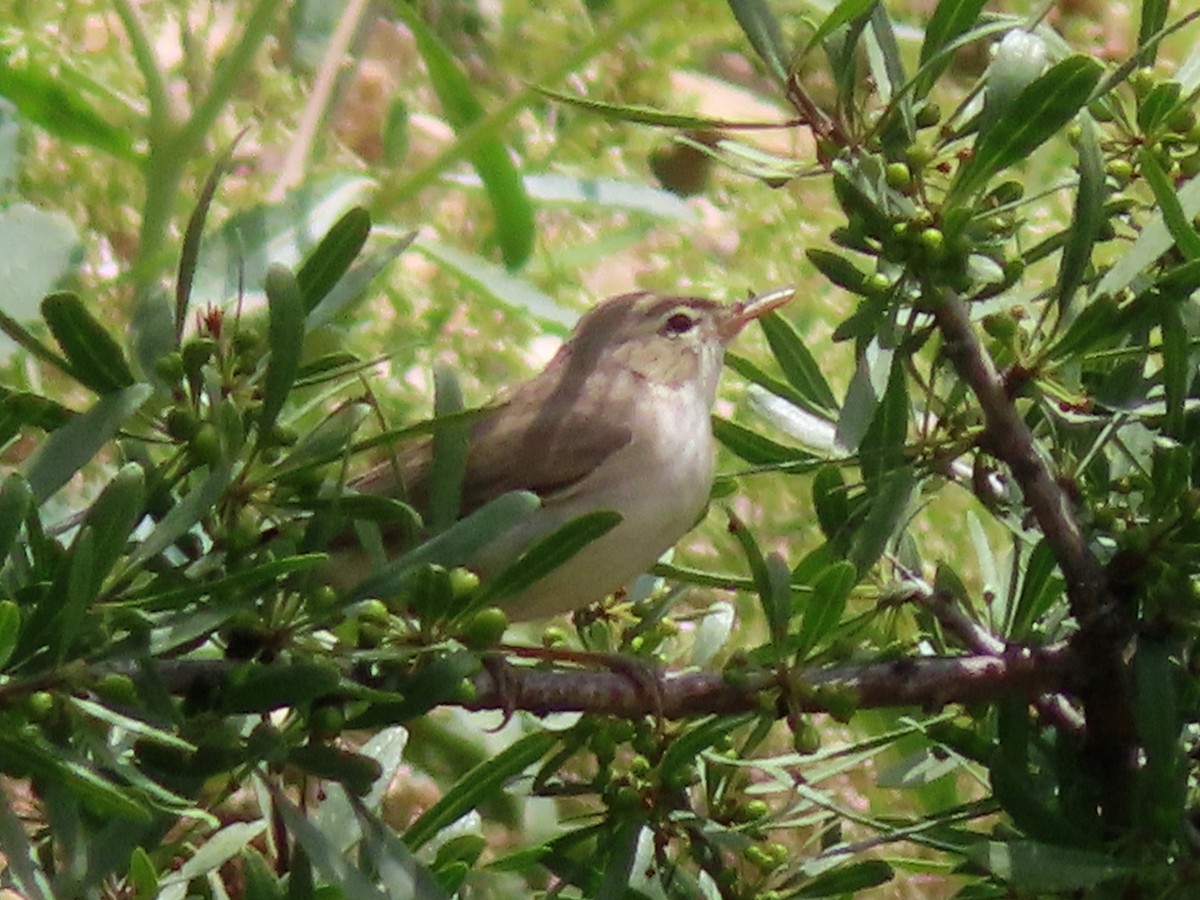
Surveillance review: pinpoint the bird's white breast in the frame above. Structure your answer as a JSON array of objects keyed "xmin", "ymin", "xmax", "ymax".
[{"xmin": 474, "ymin": 378, "xmax": 716, "ymax": 620}]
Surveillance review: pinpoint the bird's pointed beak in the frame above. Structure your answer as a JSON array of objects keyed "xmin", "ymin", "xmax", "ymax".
[{"xmin": 718, "ymin": 286, "xmax": 796, "ymax": 342}]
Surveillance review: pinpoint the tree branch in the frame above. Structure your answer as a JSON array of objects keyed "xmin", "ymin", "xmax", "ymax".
[{"xmin": 929, "ymin": 287, "xmax": 1135, "ymax": 826}]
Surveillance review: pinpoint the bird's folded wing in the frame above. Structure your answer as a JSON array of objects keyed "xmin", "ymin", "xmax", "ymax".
[{"xmin": 350, "ymin": 370, "xmax": 634, "ymax": 517}]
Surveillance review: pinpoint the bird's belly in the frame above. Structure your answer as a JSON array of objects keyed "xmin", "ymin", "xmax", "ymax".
[{"xmin": 475, "ymin": 400, "xmax": 715, "ymax": 620}]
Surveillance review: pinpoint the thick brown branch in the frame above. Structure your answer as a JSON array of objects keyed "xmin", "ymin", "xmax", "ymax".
[
  {"xmin": 929, "ymin": 288, "xmax": 1135, "ymax": 826},
  {"xmin": 463, "ymin": 646, "xmax": 1075, "ymax": 719},
  {"xmin": 931, "ymin": 292, "xmax": 1107, "ymax": 620}
]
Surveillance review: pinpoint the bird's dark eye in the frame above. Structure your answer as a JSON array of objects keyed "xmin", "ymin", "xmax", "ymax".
[{"xmin": 662, "ymin": 311, "xmax": 697, "ymax": 335}]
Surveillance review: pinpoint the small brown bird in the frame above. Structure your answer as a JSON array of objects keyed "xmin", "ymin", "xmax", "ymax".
[{"xmin": 342, "ymin": 287, "xmax": 794, "ymax": 620}]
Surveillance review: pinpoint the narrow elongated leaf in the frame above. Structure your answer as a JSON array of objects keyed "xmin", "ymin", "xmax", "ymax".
[
  {"xmin": 952, "ymin": 55, "xmax": 1103, "ymax": 200},
  {"xmin": 0, "ymin": 786, "xmax": 53, "ymax": 900},
  {"xmin": 1011, "ymin": 539, "xmax": 1061, "ymax": 637},
  {"xmin": 535, "ymin": 85, "xmax": 779, "ymax": 130},
  {"xmin": 726, "ymin": 0, "xmax": 790, "ymax": 82},
  {"xmin": 219, "ymin": 662, "xmax": 341, "ymax": 713},
  {"xmin": 914, "ymin": 0, "xmax": 989, "ymax": 98},
  {"xmin": 128, "ymin": 464, "xmax": 232, "ymax": 566},
  {"xmin": 797, "ymin": 859, "xmax": 893, "ymax": 897},
  {"xmin": 22, "ymin": 384, "xmax": 153, "ymax": 502},
  {"xmin": 404, "ymin": 730, "xmax": 558, "ymax": 851},
  {"xmin": 0, "ymin": 56, "xmax": 135, "ymax": 160},
  {"xmin": 0, "ymin": 307, "xmax": 73, "ymax": 377},
  {"xmin": 857, "ymin": 358, "xmax": 908, "ymax": 486},
  {"xmin": 0, "ymin": 601, "xmax": 20, "ymax": 670},
  {"xmin": 176, "ymin": 129, "xmax": 248, "ymax": 342},
  {"xmin": 258, "ymin": 264, "xmax": 305, "ymax": 436},
  {"xmin": 308, "ymin": 230, "xmax": 416, "ymax": 327},
  {"xmin": 40, "ymin": 292, "xmax": 134, "ymax": 393},
  {"xmin": 0, "ymin": 731, "xmax": 150, "ymax": 822},
  {"xmin": 481, "ymin": 510, "xmax": 622, "ymax": 605},
  {"xmin": 429, "ymin": 366, "xmax": 469, "ymax": 533},
  {"xmin": 0, "ymin": 472, "xmax": 32, "ymax": 562},
  {"xmin": 1055, "ymin": 114, "xmax": 1105, "ymax": 313},
  {"xmin": 1159, "ymin": 298, "xmax": 1187, "ymax": 438},
  {"xmin": 759, "ymin": 312, "xmax": 839, "ymax": 413},
  {"xmin": 804, "ymin": 0, "xmax": 878, "ymax": 55},
  {"xmin": 1137, "ymin": 0, "xmax": 1171, "ymax": 66},
  {"xmin": 712, "ymin": 416, "xmax": 809, "ymax": 465},
  {"xmin": 1139, "ymin": 148, "xmax": 1200, "ymax": 261},
  {"xmin": 350, "ymin": 796, "xmax": 450, "ymax": 900},
  {"xmin": 296, "ymin": 207, "xmax": 372, "ymax": 312},
  {"xmin": 966, "ymin": 840, "xmax": 1131, "ymax": 891},
  {"xmin": 396, "ymin": 5, "xmax": 533, "ymax": 269},
  {"xmin": 794, "ymin": 561, "xmax": 857, "ymax": 657},
  {"xmin": 54, "ymin": 529, "xmax": 96, "ymax": 662},
  {"xmin": 345, "ymin": 491, "xmax": 541, "ymax": 602},
  {"xmin": 848, "ymin": 465, "xmax": 915, "ymax": 574},
  {"xmin": 83, "ymin": 463, "xmax": 145, "ymax": 589},
  {"xmin": 1095, "ymin": 176, "xmax": 1200, "ymax": 298}
]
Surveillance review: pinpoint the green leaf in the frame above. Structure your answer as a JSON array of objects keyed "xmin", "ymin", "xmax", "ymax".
[
  {"xmin": 966, "ymin": 840, "xmax": 1131, "ymax": 892},
  {"xmin": 176, "ymin": 130, "xmax": 248, "ymax": 343},
  {"xmin": 0, "ymin": 730, "xmax": 150, "ymax": 822},
  {"xmin": 429, "ymin": 366, "xmax": 469, "ymax": 533},
  {"xmin": 794, "ymin": 560, "xmax": 857, "ymax": 658},
  {"xmin": 804, "ymin": 0, "xmax": 878, "ymax": 55},
  {"xmin": 22, "ymin": 384, "xmax": 153, "ymax": 503},
  {"xmin": 0, "ymin": 55, "xmax": 135, "ymax": 161},
  {"xmin": 0, "ymin": 472, "xmax": 32, "ymax": 562},
  {"xmin": 712, "ymin": 416, "xmax": 809, "ymax": 465},
  {"xmin": 1055, "ymin": 114, "xmax": 1105, "ymax": 313},
  {"xmin": 481, "ymin": 510, "xmax": 623, "ymax": 606},
  {"xmin": 759, "ymin": 312, "xmax": 839, "ymax": 414},
  {"xmin": 1137, "ymin": 0, "xmax": 1171, "ymax": 66},
  {"xmin": 296, "ymin": 206, "xmax": 372, "ymax": 312},
  {"xmin": 726, "ymin": 0, "xmax": 790, "ymax": 82},
  {"xmin": 535, "ymin": 85, "xmax": 767, "ymax": 130},
  {"xmin": 191, "ymin": 173, "xmax": 373, "ymax": 306},
  {"xmin": 1094, "ymin": 175, "xmax": 1200, "ymax": 298},
  {"xmin": 258, "ymin": 264, "xmax": 306, "ymax": 437},
  {"xmin": 404, "ymin": 730, "xmax": 558, "ymax": 852},
  {"xmin": 0, "ymin": 391, "xmax": 73, "ymax": 450},
  {"xmin": 1136, "ymin": 80, "xmax": 1181, "ymax": 132},
  {"xmin": 308, "ymin": 230, "xmax": 417, "ymax": 327},
  {"xmin": 219, "ymin": 662, "xmax": 342, "ymax": 714},
  {"xmin": 1010, "ymin": 540, "xmax": 1061, "ymax": 638},
  {"xmin": 83, "ymin": 462, "xmax": 146, "ymax": 590},
  {"xmin": 857, "ymin": 357, "xmax": 908, "ymax": 486},
  {"xmin": 796, "ymin": 859, "xmax": 894, "ymax": 897},
  {"xmin": 952, "ymin": 55, "xmax": 1103, "ymax": 200},
  {"xmin": 349, "ymin": 795, "xmax": 450, "ymax": 900},
  {"xmin": 40, "ymin": 292, "xmax": 135, "ymax": 393},
  {"xmin": 812, "ymin": 464, "xmax": 851, "ymax": 541},
  {"xmin": 287, "ymin": 745, "xmax": 384, "ymax": 797},
  {"xmin": 345, "ymin": 491, "xmax": 541, "ymax": 602},
  {"xmin": 913, "ymin": 0, "xmax": 989, "ymax": 98},
  {"xmin": 128, "ymin": 464, "xmax": 232, "ymax": 567},
  {"xmin": 1133, "ymin": 636, "xmax": 1184, "ymax": 838},
  {"xmin": 807, "ymin": 248, "xmax": 873, "ymax": 296},
  {"xmin": 848, "ymin": 464, "xmax": 915, "ymax": 574},
  {"xmin": 1159, "ymin": 298, "xmax": 1188, "ymax": 438},
  {"xmin": 0, "ymin": 600, "xmax": 20, "ymax": 670},
  {"xmin": 268, "ymin": 788, "xmax": 391, "ymax": 900},
  {"xmin": 396, "ymin": 4, "xmax": 533, "ymax": 270},
  {"xmin": 1139, "ymin": 147, "xmax": 1200, "ymax": 261}
]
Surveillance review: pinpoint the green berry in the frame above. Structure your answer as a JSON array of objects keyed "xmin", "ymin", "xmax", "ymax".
[
  {"xmin": 885, "ymin": 162, "xmax": 912, "ymax": 189},
  {"xmin": 457, "ymin": 607, "xmax": 509, "ymax": 650}
]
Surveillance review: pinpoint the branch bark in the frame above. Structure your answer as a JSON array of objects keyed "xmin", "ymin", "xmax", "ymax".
[{"xmin": 929, "ymin": 287, "xmax": 1136, "ymax": 826}]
